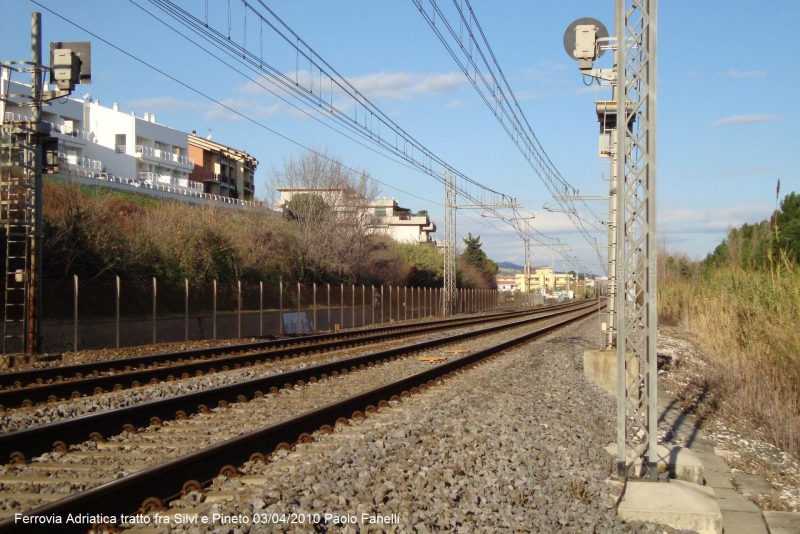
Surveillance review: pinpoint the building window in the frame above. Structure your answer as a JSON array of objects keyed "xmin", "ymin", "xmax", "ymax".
[{"xmin": 375, "ymin": 208, "xmax": 386, "ymax": 217}]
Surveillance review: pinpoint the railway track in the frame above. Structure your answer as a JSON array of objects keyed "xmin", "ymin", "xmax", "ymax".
[
  {"xmin": 0, "ymin": 300, "xmax": 600, "ymax": 532},
  {"xmin": 0, "ymin": 304, "xmax": 582, "ymax": 410}
]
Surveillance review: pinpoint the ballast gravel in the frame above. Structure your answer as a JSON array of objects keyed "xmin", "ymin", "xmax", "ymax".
[
  {"xmin": 0, "ymin": 315, "xmax": 531, "ymax": 434},
  {"xmin": 152, "ymin": 315, "xmax": 677, "ymax": 533}
]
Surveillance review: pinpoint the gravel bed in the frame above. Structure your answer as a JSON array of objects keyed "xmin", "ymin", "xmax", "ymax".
[
  {"xmin": 0, "ymin": 314, "xmax": 536, "ymax": 434},
  {"xmin": 40, "ymin": 313, "xmax": 505, "ymax": 368},
  {"xmin": 658, "ymin": 327, "xmax": 800, "ymax": 512},
  {"xmin": 134, "ymin": 314, "xmax": 676, "ymax": 533},
  {"xmin": 0, "ymin": 313, "xmax": 578, "ymax": 516}
]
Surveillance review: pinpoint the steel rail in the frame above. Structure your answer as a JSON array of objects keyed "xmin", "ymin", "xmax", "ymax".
[
  {"xmin": 0, "ymin": 301, "xmax": 597, "ymax": 464},
  {"xmin": 0, "ymin": 303, "xmax": 601, "ymax": 533},
  {"xmin": 0, "ymin": 302, "xmax": 584, "ymax": 409}
]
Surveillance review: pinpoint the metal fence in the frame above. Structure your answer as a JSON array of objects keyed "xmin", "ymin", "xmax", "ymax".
[{"xmin": 35, "ymin": 277, "xmax": 528, "ymax": 354}]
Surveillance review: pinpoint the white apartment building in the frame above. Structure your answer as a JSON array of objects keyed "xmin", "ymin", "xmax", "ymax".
[
  {"xmin": 370, "ymin": 196, "xmax": 436, "ymax": 244},
  {"xmin": 3, "ymin": 81, "xmax": 196, "ymax": 190},
  {"xmin": 274, "ymin": 187, "xmax": 436, "ymax": 244}
]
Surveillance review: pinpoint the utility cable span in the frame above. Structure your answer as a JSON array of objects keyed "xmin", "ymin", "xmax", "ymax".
[
  {"xmin": 413, "ymin": 0, "xmax": 603, "ymax": 268},
  {"xmin": 29, "ymin": 0, "xmax": 442, "ymax": 208}
]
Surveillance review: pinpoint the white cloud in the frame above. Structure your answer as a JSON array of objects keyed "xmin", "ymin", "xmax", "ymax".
[
  {"xmin": 712, "ymin": 166, "xmax": 777, "ymax": 179},
  {"xmin": 445, "ymin": 99, "xmax": 470, "ymax": 109},
  {"xmin": 203, "ymin": 99, "xmax": 280, "ymax": 123},
  {"xmin": 712, "ymin": 114, "xmax": 780, "ymax": 126},
  {"xmin": 728, "ymin": 69, "xmax": 765, "ymax": 79},
  {"xmin": 242, "ymin": 71, "xmax": 466, "ymax": 104},
  {"xmin": 660, "ymin": 204, "xmax": 772, "ymax": 233},
  {"xmin": 126, "ymin": 96, "xmax": 204, "ymax": 113},
  {"xmin": 341, "ymin": 72, "xmax": 465, "ymax": 102}
]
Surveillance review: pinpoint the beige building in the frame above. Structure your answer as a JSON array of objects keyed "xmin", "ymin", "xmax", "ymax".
[
  {"xmin": 188, "ymin": 133, "xmax": 257, "ymax": 200},
  {"xmin": 515, "ymin": 267, "xmax": 571, "ymax": 293},
  {"xmin": 274, "ymin": 187, "xmax": 436, "ymax": 244},
  {"xmin": 496, "ymin": 274, "xmax": 517, "ymax": 291}
]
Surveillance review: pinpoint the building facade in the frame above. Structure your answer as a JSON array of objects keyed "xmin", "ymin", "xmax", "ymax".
[
  {"xmin": 515, "ymin": 267, "xmax": 572, "ymax": 293},
  {"xmin": 274, "ymin": 187, "xmax": 436, "ymax": 244},
  {"xmin": 188, "ymin": 133, "xmax": 257, "ymax": 200},
  {"xmin": 3, "ymin": 81, "xmax": 259, "ymax": 205}
]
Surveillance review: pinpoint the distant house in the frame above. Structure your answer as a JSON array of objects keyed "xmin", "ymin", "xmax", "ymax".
[
  {"xmin": 274, "ymin": 187, "xmax": 436, "ymax": 244},
  {"xmin": 496, "ymin": 274, "xmax": 517, "ymax": 291}
]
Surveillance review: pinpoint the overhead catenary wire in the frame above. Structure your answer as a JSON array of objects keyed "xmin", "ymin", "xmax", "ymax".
[
  {"xmin": 412, "ymin": 0, "xmax": 604, "ymax": 270},
  {"xmin": 145, "ymin": 0, "xmax": 515, "ymax": 210},
  {"xmin": 142, "ymin": 0, "xmax": 587, "ymax": 264},
  {"xmin": 29, "ymin": 0, "xmax": 441, "ymax": 209},
  {"xmin": 33, "ymin": 0, "xmax": 581, "ymax": 268}
]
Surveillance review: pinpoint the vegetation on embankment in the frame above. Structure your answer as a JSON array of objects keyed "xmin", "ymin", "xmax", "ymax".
[
  {"xmin": 659, "ymin": 193, "xmax": 800, "ymax": 456},
  {"xmin": 36, "ymin": 169, "xmax": 497, "ymax": 289}
]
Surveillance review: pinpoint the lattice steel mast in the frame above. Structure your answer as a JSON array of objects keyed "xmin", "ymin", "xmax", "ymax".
[{"xmin": 614, "ymin": 0, "xmax": 658, "ymax": 479}]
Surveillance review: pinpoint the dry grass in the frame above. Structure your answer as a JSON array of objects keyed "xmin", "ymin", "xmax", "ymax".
[{"xmin": 659, "ymin": 262, "xmax": 800, "ymax": 456}]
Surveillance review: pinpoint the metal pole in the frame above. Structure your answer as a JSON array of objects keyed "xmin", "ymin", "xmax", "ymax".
[
  {"xmin": 213, "ymin": 279, "xmax": 217, "ymax": 340},
  {"xmin": 279, "ymin": 280, "xmax": 283, "ymax": 336},
  {"xmin": 185, "ymin": 278, "xmax": 189, "ymax": 342},
  {"xmin": 381, "ymin": 286, "xmax": 384, "ymax": 323},
  {"xmin": 238, "ymin": 280, "xmax": 242, "ymax": 338},
  {"xmin": 327, "ymin": 283, "xmax": 330, "ymax": 330},
  {"xmin": 396, "ymin": 286, "xmax": 400, "ymax": 321},
  {"xmin": 115, "ymin": 276, "xmax": 120, "ymax": 349},
  {"xmin": 362, "ymin": 284, "xmax": 365, "ymax": 327},
  {"xmin": 73, "ymin": 274, "xmax": 78, "ymax": 353},
  {"xmin": 371, "ymin": 286, "xmax": 375, "ymax": 325},
  {"xmin": 297, "ymin": 282, "xmax": 301, "ymax": 334},
  {"xmin": 340, "ymin": 283, "xmax": 343, "ymax": 329},
  {"xmin": 388, "ymin": 285, "xmax": 392, "ymax": 322},
  {"xmin": 614, "ymin": 0, "xmax": 659, "ymax": 479},
  {"xmin": 259, "ymin": 281, "xmax": 263, "ymax": 336},
  {"xmin": 312, "ymin": 283, "xmax": 316, "ymax": 332},
  {"xmin": 404, "ymin": 286, "xmax": 407, "ymax": 321},
  {"xmin": 351, "ymin": 284, "xmax": 355, "ymax": 328},
  {"xmin": 152, "ymin": 277, "xmax": 157, "ymax": 344},
  {"xmin": 29, "ymin": 12, "xmax": 43, "ymax": 353}
]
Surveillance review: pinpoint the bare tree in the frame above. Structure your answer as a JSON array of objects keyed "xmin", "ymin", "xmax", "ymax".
[{"xmin": 269, "ymin": 149, "xmax": 381, "ymax": 282}]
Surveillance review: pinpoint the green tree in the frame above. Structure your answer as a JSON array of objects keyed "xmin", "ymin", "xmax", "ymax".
[{"xmin": 462, "ymin": 233, "xmax": 488, "ymax": 269}]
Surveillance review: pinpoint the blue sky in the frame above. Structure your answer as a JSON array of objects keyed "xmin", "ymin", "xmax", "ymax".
[{"xmin": 2, "ymin": 0, "xmax": 798, "ymax": 272}]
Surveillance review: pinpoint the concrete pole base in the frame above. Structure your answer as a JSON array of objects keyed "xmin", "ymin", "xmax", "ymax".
[{"xmin": 617, "ymin": 480, "xmax": 722, "ymax": 534}]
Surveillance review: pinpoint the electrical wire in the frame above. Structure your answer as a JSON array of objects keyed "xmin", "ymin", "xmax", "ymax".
[
  {"xmin": 29, "ymin": 0, "xmax": 442, "ymax": 208},
  {"xmin": 413, "ymin": 0, "xmax": 604, "ymax": 269}
]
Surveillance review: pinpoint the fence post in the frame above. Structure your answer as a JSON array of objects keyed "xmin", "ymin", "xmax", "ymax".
[
  {"xmin": 396, "ymin": 286, "xmax": 400, "ymax": 321},
  {"xmin": 340, "ymin": 283, "xmax": 344, "ymax": 329},
  {"xmin": 279, "ymin": 280, "xmax": 283, "ymax": 336},
  {"xmin": 213, "ymin": 279, "xmax": 217, "ymax": 340},
  {"xmin": 362, "ymin": 284, "xmax": 365, "ymax": 327},
  {"xmin": 238, "ymin": 280, "xmax": 242, "ymax": 338},
  {"xmin": 259, "ymin": 281, "xmax": 263, "ymax": 337},
  {"xmin": 404, "ymin": 286, "xmax": 407, "ymax": 321},
  {"xmin": 327, "ymin": 283, "xmax": 330, "ymax": 331},
  {"xmin": 351, "ymin": 284, "xmax": 355, "ymax": 328},
  {"xmin": 185, "ymin": 278, "xmax": 189, "ymax": 342},
  {"xmin": 73, "ymin": 274, "xmax": 78, "ymax": 353},
  {"xmin": 381, "ymin": 285, "xmax": 384, "ymax": 323},
  {"xmin": 388, "ymin": 286, "xmax": 391, "ymax": 322},
  {"xmin": 313, "ymin": 283, "xmax": 317, "ymax": 332},
  {"xmin": 297, "ymin": 282, "xmax": 301, "ymax": 334},
  {"xmin": 115, "ymin": 275, "xmax": 120, "ymax": 349},
  {"xmin": 152, "ymin": 277, "xmax": 157, "ymax": 344}
]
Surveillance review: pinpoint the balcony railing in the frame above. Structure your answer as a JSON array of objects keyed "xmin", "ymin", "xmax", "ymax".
[
  {"xmin": 138, "ymin": 146, "xmax": 194, "ymax": 167},
  {"xmin": 67, "ymin": 169, "xmax": 269, "ymax": 210},
  {"xmin": 58, "ymin": 152, "xmax": 101, "ymax": 172},
  {"xmin": 45, "ymin": 121, "xmax": 91, "ymax": 143},
  {"xmin": 196, "ymin": 170, "xmax": 220, "ymax": 182}
]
